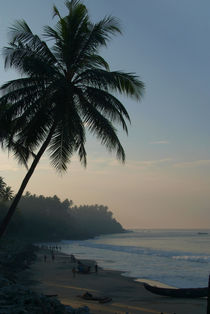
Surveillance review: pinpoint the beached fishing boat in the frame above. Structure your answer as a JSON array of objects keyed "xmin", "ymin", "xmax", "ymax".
[
  {"xmin": 144, "ymin": 283, "xmax": 208, "ymax": 298},
  {"xmin": 78, "ymin": 292, "xmax": 112, "ymax": 303}
]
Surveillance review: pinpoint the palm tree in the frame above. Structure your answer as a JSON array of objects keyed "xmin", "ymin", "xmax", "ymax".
[
  {"xmin": 0, "ymin": 177, "xmax": 6, "ymax": 200},
  {"xmin": 0, "ymin": 0, "xmax": 144, "ymax": 238},
  {"xmin": 0, "ymin": 177, "xmax": 13, "ymax": 202},
  {"xmin": 2, "ymin": 187, "xmax": 14, "ymax": 202}
]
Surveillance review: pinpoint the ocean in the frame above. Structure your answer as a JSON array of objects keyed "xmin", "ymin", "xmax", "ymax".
[{"xmin": 54, "ymin": 229, "xmax": 210, "ymax": 288}]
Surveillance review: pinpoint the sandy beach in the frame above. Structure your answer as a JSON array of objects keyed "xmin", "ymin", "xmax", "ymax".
[{"xmin": 20, "ymin": 249, "xmax": 207, "ymax": 314}]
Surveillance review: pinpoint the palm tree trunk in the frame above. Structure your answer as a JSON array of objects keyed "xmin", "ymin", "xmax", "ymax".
[{"xmin": 0, "ymin": 124, "xmax": 56, "ymax": 239}]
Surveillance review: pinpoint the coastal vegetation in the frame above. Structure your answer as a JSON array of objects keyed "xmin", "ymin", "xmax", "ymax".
[
  {"xmin": 0, "ymin": 0, "xmax": 144, "ymax": 238},
  {"xmin": 0, "ymin": 175, "xmax": 123, "ymax": 312},
  {"xmin": 0, "ymin": 191, "xmax": 124, "ymax": 241}
]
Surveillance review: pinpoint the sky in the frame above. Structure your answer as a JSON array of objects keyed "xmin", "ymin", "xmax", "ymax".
[{"xmin": 0, "ymin": 0, "xmax": 210, "ymax": 229}]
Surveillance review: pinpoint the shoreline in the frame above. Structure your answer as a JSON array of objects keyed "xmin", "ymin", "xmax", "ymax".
[
  {"xmin": 53, "ymin": 230, "xmax": 210, "ymax": 290},
  {"xmin": 58, "ymin": 245, "xmax": 205, "ymax": 290},
  {"xmin": 20, "ymin": 247, "xmax": 207, "ymax": 314}
]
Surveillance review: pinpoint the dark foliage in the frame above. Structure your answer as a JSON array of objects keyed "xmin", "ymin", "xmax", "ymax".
[
  {"xmin": 2, "ymin": 192, "xmax": 124, "ymax": 241},
  {"xmin": 0, "ymin": 202, "xmax": 21, "ymax": 234}
]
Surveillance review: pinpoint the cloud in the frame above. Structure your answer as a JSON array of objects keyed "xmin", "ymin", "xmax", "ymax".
[
  {"xmin": 75, "ymin": 157, "xmax": 174, "ymax": 174},
  {"xmin": 174, "ymin": 160, "xmax": 210, "ymax": 168},
  {"xmin": 126, "ymin": 158, "xmax": 172, "ymax": 169},
  {"xmin": 150, "ymin": 140, "xmax": 169, "ymax": 145}
]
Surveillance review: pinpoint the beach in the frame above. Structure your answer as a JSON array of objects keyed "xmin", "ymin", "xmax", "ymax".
[{"xmin": 20, "ymin": 248, "xmax": 207, "ymax": 314}]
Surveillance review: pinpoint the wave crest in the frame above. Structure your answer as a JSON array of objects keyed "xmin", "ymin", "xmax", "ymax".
[{"xmin": 74, "ymin": 241, "xmax": 210, "ymax": 264}]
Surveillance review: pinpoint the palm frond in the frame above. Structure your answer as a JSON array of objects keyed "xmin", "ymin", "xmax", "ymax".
[
  {"xmin": 0, "ymin": 78, "xmax": 49, "ymax": 122},
  {"xmin": 9, "ymin": 140, "xmax": 31, "ymax": 169},
  {"xmin": 76, "ymin": 69, "xmax": 145, "ymax": 100},
  {"xmin": 52, "ymin": 5, "xmax": 62, "ymax": 19},
  {"xmin": 85, "ymin": 55, "xmax": 110, "ymax": 70},
  {"xmin": 4, "ymin": 22, "xmax": 60, "ymax": 76},
  {"xmin": 83, "ymin": 86, "xmax": 130, "ymax": 133},
  {"xmin": 0, "ymin": 114, "xmax": 32, "ymax": 168},
  {"xmin": 76, "ymin": 90, "xmax": 125, "ymax": 162},
  {"xmin": 91, "ymin": 15, "xmax": 122, "ymax": 44},
  {"xmin": 48, "ymin": 102, "xmax": 86, "ymax": 172},
  {"xmin": 8, "ymin": 19, "xmax": 33, "ymax": 44}
]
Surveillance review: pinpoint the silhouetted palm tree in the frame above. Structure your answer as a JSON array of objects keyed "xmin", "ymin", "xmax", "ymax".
[
  {"xmin": 2, "ymin": 187, "xmax": 14, "ymax": 202},
  {"xmin": 0, "ymin": 177, "xmax": 6, "ymax": 200},
  {"xmin": 0, "ymin": 177, "xmax": 13, "ymax": 202},
  {"xmin": 0, "ymin": 0, "xmax": 144, "ymax": 237}
]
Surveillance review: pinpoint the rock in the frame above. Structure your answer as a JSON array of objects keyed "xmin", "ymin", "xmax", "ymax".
[
  {"xmin": 0, "ymin": 284, "xmax": 66, "ymax": 313},
  {"xmin": 0, "ymin": 275, "xmax": 12, "ymax": 287}
]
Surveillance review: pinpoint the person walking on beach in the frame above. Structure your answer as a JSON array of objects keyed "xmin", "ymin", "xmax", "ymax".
[
  {"xmin": 72, "ymin": 267, "xmax": 76, "ymax": 278},
  {"xmin": 44, "ymin": 255, "xmax": 47, "ymax": 263},
  {"xmin": 95, "ymin": 263, "xmax": 98, "ymax": 273},
  {"xmin": 51, "ymin": 252, "xmax": 55, "ymax": 262}
]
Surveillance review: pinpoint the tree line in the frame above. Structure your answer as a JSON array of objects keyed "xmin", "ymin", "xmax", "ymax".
[{"xmin": 0, "ymin": 181, "xmax": 124, "ymax": 241}]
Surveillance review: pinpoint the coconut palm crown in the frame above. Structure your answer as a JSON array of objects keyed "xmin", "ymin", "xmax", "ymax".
[{"xmin": 0, "ymin": 0, "xmax": 144, "ymax": 237}]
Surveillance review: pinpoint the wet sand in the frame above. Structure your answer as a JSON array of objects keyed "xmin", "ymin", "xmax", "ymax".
[{"xmin": 21, "ymin": 249, "xmax": 207, "ymax": 314}]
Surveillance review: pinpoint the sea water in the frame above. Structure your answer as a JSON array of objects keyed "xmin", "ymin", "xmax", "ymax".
[{"xmin": 57, "ymin": 229, "xmax": 210, "ymax": 288}]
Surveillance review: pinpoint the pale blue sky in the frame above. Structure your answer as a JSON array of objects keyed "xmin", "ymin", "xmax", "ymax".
[{"xmin": 0, "ymin": 1, "xmax": 210, "ymax": 228}]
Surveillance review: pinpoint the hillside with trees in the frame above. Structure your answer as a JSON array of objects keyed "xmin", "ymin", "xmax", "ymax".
[
  {"xmin": 0, "ymin": 177, "xmax": 125, "ymax": 241},
  {"xmin": 19, "ymin": 193, "xmax": 124, "ymax": 240}
]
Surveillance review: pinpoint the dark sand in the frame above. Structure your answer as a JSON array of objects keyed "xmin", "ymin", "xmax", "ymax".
[{"xmin": 20, "ymin": 249, "xmax": 207, "ymax": 314}]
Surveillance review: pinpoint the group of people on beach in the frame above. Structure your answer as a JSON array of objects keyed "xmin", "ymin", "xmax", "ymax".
[
  {"xmin": 40, "ymin": 244, "xmax": 61, "ymax": 251},
  {"xmin": 71, "ymin": 254, "xmax": 98, "ymax": 277},
  {"xmin": 43, "ymin": 245, "xmax": 60, "ymax": 263},
  {"xmin": 41, "ymin": 245, "xmax": 98, "ymax": 277},
  {"xmin": 44, "ymin": 251, "xmax": 55, "ymax": 263}
]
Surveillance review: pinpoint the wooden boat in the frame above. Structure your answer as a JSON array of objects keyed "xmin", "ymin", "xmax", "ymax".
[
  {"xmin": 144, "ymin": 283, "xmax": 208, "ymax": 298},
  {"xmin": 78, "ymin": 292, "xmax": 112, "ymax": 303}
]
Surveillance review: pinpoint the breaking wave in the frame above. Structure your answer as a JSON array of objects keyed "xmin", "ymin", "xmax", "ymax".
[{"xmin": 66, "ymin": 241, "xmax": 210, "ymax": 264}]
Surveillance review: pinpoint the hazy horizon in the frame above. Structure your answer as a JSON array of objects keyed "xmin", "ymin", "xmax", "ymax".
[{"xmin": 1, "ymin": 0, "xmax": 210, "ymax": 229}]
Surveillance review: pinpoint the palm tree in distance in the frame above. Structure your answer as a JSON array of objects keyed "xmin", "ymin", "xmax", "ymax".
[
  {"xmin": 1, "ymin": 187, "xmax": 14, "ymax": 202},
  {"xmin": 0, "ymin": 177, "xmax": 6, "ymax": 201},
  {"xmin": 0, "ymin": 0, "xmax": 144, "ymax": 238},
  {"xmin": 0, "ymin": 177, "xmax": 13, "ymax": 201}
]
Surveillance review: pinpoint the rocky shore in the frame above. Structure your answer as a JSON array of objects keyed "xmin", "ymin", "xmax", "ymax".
[{"xmin": 0, "ymin": 239, "xmax": 91, "ymax": 314}]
